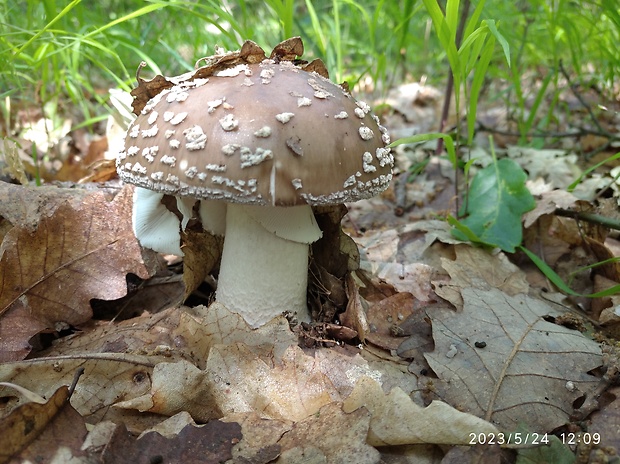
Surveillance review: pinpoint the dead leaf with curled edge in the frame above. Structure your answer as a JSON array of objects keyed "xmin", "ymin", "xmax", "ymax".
[
  {"xmin": 114, "ymin": 360, "xmax": 221, "ymax": 423},
  {"xmin": 0, "ymin": 383, "xmax": 87, "ymax": 464},
  {"xmin": 425, "ymin": 287, "xmax": 602, "ymax": 432},
  {"xmin": 0, "ymin": 354, "xmax": 160, "ymax": 423},
  {"xmin": 102, "ymin": 420, "xmax": 242, "ymax": 464},
  {"xmin": 130, "ymin": 37, "xmax": 328, "ymax": 115},
  {"xmin": 343, "ymin": 376, "xmax": 498, "ymax": 447},
  {"xmin": 0, "ymin": 184, "xmax": 159, "ymax": 361},
  {"xmin": 341, "ymin": 273, "xmax": 371, "ymax": 341},
  {"xmin": 181, "ymin": 228, "xmax": 222, "ymax": 300},
  {"xmin": 269, "ymin": 36, "xmax": 304, "ymax": 61}
]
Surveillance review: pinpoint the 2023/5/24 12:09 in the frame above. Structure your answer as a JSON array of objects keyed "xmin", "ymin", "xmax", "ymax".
[{"xmin": 469, "ymin": 432, "xmax": 601, "ymax": 446}]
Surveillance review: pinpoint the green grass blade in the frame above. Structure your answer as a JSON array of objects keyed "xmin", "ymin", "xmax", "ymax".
[
  {"xmin": 485, "ymin": 19, "xmax": 511, "ymax": 66},
  {"xmin": 520, "ymin": 246, "xmax": 620, "ymax": 297},
  {"xmin": 390, "ymin": 132, "xmax": 457, "ymax": 168},
  {"xmin": 467, "ymin": 34, "xmax": 495, "ymax": 144},
  {"xmin": 79, "ymin": 3, "xmax": 168, "ymax": 42},
  {"xmin": 14, "ymin": 0, "xmax": 82, "ymax": 55},
  {"xmin": 568, "ymin": 151, "xmax": 620, "ymax": 191}
]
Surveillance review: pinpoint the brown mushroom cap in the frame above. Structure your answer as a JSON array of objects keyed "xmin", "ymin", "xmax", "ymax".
[{"xmin": 117, "ymin": 60, "xmax": 393, "ymax": 206}]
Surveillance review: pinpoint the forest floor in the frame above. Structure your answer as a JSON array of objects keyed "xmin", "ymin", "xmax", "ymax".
[{"xmin": 0, "ymin": 68, "xmax": 619, "ymax": 463}]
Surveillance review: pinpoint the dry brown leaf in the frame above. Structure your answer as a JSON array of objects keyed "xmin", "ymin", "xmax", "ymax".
[
  {"xmin": 40, "ymin": 307, "xmax": 184, "ymax": 358},
  {"xmin": 365, "ymin": 292, "xmax": 415, "ymax": 351},
  {"xmin": 523, "ymin": 214, "xmax": 581, "ymax": 269},
  {"xmin": 180, "ymin": 228, "xmax": 222, "ymax": 300},
  {"xmin": 0, "ymin": 384, "xmax": 87, "ymax": 464},
  {"xmin": 343, "ymin": 376, "xmax": 498, "ymax": 446},
  {"xmin": 588, "ymin": 386, "xmax": 620, "ymax": 452},
  {"xmin": 137, "ymin": 411, "xmax": 195, "ymax": 438},
  {"xmin": 354, "ymin": 226, "xmax": 438, "ymax": 299},
  {"xmin": 81, "ymin": 421, "xmax": 118, "ymax": 455},
  {"xmin": 276, "ymin": 402, "xmax": 380, "ymax": 464},
  {"xmin": 222, "ymin": 412, "xmax": 289, "ymax": 463},
  {"xmin": 102, "ymin": 420, "xmax": 242, "ymax": 464},
  {"xmin": 341, "ymin": 273, "xmax": 371, "ymax": 341},
  {"xmin": 425, "ymin": 287, "xmax": 602, "ymax": 431},
  {"xmin": 433, "ymin": 245, "xmax": 529, "ymax": 309},
  {"xmin": 206, "ymin": 343, "xmax": 337, "ymax": 422},
  {"xmin": 522, "ymin": 198, "xmax": 616, "ymax": 298},
  {"xmin": 0, "ymin": 185, "xmax": 158, "ymax": 361},
  {"xmin": 0, "ymin": 354, "xmax": 159, "ymax": 421},
  {"xmin": 173, "ymin": 302, "xmax": 297, "ymax": 368},
  {"xmin": 0, "ymin": 182, "xmax": 90, "ymax": 233},
  {"xmin": 523, "ymin": 190, "xmax": 578, "ymax": 228},
  {"xmin": 114, "ymin": 360, "xmax": 220, "ymax": 422}
]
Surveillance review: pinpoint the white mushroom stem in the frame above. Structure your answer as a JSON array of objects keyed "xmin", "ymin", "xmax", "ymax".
[{"xmin": 216, "ymin": 203, "xmax": 322, "ymax": 328}]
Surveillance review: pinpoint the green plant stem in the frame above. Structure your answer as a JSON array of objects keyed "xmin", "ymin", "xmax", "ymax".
[
  {"xmin": 434, "ymin": 0, "xmax": 471, "ymax": 217},
  {"xmin": 436, "ymin": 0, "xmax": 471, "ymax": 149},
  {"xmin": 555, "ymin": 208, "xmax": 620, "ymax": 231}
]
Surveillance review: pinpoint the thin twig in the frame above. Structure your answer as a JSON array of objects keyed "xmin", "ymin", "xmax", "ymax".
[
  {"xmin": 68, "ymin": 367, "xmax": 85, "ymax": 397},
  {"xmin": 555, "ymin": 208, "xmax": 620, "ymax": 231},
  {"xmin": 558, "ymin": 60, "xmax": 612, "ymax": 138},
  {"xmin": 476, "ymin": 120, "xmax": 619, "ymax": 141}
]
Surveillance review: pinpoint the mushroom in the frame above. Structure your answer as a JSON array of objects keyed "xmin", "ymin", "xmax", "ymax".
[{"xmin": 117, "ymin": 39, "xmax": 393, "ymax": 328}]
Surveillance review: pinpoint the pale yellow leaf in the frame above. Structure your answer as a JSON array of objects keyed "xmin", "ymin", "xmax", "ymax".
[{"xmin": 343, "ymin": 377, "xmax": 498, "ymax": 446}]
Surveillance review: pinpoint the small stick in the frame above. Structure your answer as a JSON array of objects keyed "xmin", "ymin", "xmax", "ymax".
[
  {"xmin": 68, "ymin": 367, "xmax": 85, "ymax": 398},
  {"xmin": 555, "ymin": 208, "xmax": 620, "ymax": 231}
]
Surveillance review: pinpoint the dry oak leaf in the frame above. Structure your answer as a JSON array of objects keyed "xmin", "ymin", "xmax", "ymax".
[
  {"xmin": 172, "ymin": 302, "xmax": 297, "ymax": 369},
  {"xmin": 433, "ymin": 245, "xmax": 529, "ymax": 309},
  {"xmin": 114, "ymin": 360, "xmax": 221, "ymax": 423},
  {"xmin": 522, "ymin": 189, "xmax": 578, "ymax": 228},
  {"xmin": 0, "ymin": 384, "xmax": 87, "ymax": 464},
  {"xmin": 102, "ymin": 420, "xmax": 242, "ymax": 464},
  {"xmin": 0, "ymin": 353, "xmax": 158, "ymax": 420},
  {"xmin": 276, "ymin": 402, "xmax": 380, "ymax": 464},
  {"xmin": 221, "ymin": 412, "xmax": 291, "ymax": 463},
  {"xmin": 343, "ymin": 376, "xmax": 498, "ymax": 447},
  {"xmin": 0, "ymin": 185, "xmax": 158, "ymax": 361},
  {"xmin": 39, "ymin": 307, "xmax": 184, "ymax": 359},
  {"xmin": 365, "ymin": 292, "xmax": 415, "ymax": 352},
  {"xmin": 353, "ymin": 225, "xmax": 437, "ymax": 301},
  {"xmin": 206, "ymin": 343, "xmax": 338, "ymax": 422},
  {"xmin": 0, "ymin": 181, "xmax": 90, "ymax": 235},
  {"xmin": 425, "ymin": 287, "xmax": 602, "ymax": 432}
]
